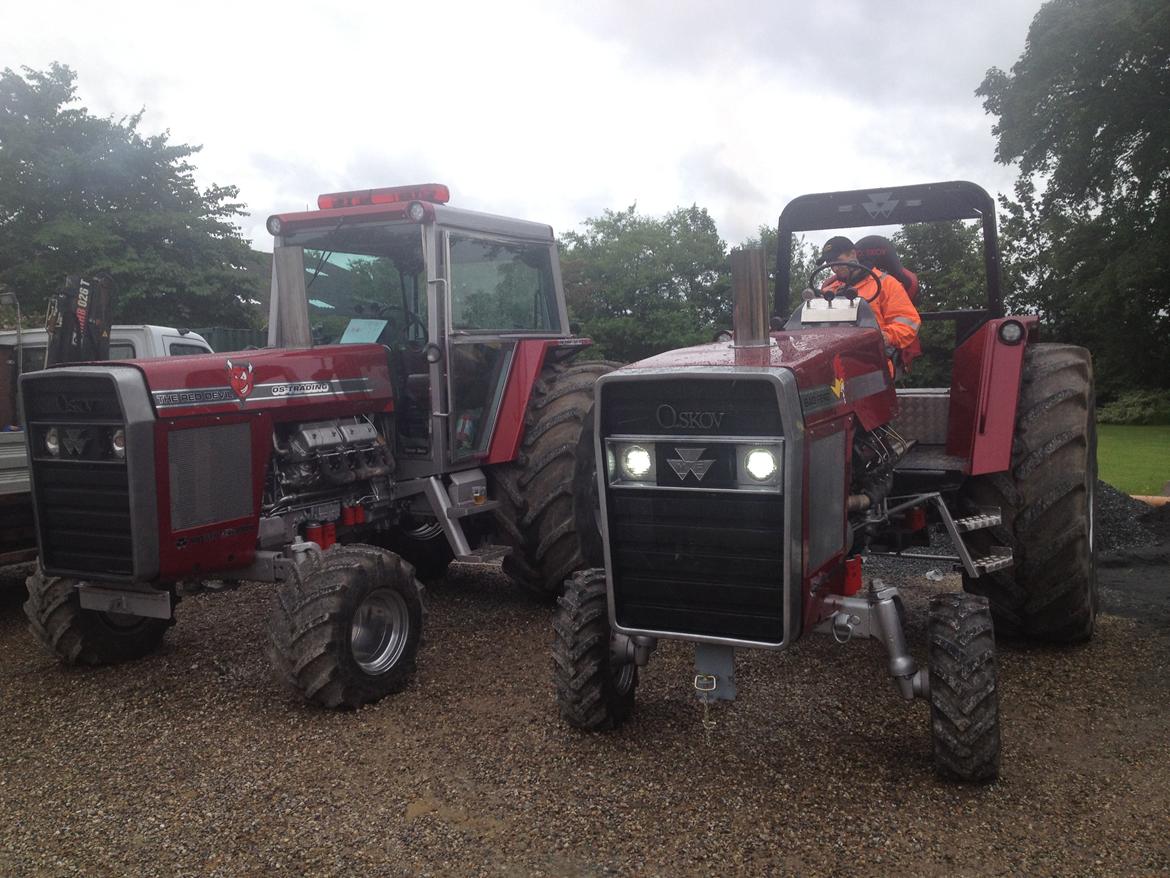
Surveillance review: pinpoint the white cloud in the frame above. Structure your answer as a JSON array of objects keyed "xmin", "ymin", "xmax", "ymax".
[{"xmin": 1, "ymin": 0, "xmax": 1042, "ymax": 251}]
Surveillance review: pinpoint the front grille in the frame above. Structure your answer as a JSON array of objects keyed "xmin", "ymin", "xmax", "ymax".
[
  {"xmin": 25, "ymin": 375, "xmax": 134, "ymax": 576},
  {"xmin": 600, "ymin": 375, "xmax": 789, "ymax": 645},
  {"xmin": 609, "ymin": 490, "xmax": 785, "ymax": 641}
]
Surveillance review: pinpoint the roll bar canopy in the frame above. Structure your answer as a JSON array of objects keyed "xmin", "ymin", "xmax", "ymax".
[{"xmin": 773, "ymin": 180, "xmax": 1003, "ymax": 319}]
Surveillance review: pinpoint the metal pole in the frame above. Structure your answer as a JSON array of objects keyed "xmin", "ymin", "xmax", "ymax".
[{"xmin": 731, "ymin": 248, "xmax": 769, "ymax": 347}]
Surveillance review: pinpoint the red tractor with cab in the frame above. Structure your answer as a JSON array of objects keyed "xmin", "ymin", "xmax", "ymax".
[
  {"xmin": 21, "ymin": 184, "xmax": 616, "ymax": 708},
  {"xmin": 553, "ymin": 181, "xmax": 1097, "ymax": 782}
]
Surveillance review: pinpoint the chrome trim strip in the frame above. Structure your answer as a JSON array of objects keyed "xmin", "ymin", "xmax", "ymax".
[
  {"xmin": 608, "ymin": 433, "xmax": 784, "ymax": 444},
  {"xmin": 151, "ymin": 377, "xmax": 371, "ymax": 409}
]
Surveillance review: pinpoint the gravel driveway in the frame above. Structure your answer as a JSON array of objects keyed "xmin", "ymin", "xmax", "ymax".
[{"xmin": 1, "ymin": 509, "xmax": 1168, "ymax": 877}]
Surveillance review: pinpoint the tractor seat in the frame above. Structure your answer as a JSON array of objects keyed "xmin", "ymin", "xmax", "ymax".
[{"xmin": 855, "ymin": 235, "xmax": 919, "ymax": 302}]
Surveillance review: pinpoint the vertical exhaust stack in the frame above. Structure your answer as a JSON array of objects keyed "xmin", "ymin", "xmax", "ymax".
[
  {"xmin": 268, "ymin": 246, "xmax": 313, "ymax": 348},
  {"xmin": 731, "ymin": 248, "xmax": 770, "ymax": 348}
]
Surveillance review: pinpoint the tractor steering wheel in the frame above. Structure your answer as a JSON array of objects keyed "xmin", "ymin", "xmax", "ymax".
[
  {"xmin": 375, "ymin": 304, "xmax": 429, "ymax": 350},
  {"xmin": 805, "ymin": 261, "xmax": 884, "ymax": 302}
]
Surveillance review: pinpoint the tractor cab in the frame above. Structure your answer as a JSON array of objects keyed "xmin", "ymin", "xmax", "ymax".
[{"xmin": 265, "ymin": 184, "xmax": 573, "ymax": 475}]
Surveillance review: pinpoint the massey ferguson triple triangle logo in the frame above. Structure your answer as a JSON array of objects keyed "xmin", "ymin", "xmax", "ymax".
[
  {"xmin": 226, "ymin": 360, "xmax": 255, "ymax": 400},
  {"xmin": 667, "ymin": 448, "xmax": 715, "ymax": 482},
  {"xmin": 862, "ymin": 192, "xmax": 899, "ymax": 219}
]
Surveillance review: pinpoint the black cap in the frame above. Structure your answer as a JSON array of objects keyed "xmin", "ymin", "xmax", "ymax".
[{"xmin": 820, "ymin": 236, "xmax": 855, "ymax": 264}]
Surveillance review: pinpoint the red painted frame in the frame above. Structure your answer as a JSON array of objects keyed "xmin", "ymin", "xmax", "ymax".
[{"xmin": 946, "ymin": 316, "xmax": 1038, "ymax": 475}]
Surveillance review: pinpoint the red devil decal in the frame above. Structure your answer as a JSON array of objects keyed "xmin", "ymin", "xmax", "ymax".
[{"xmin": 226, "ymin": 359, "xmax": 255, "ymax": 400}]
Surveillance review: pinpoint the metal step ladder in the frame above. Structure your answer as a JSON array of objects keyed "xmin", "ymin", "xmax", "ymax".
[
  {"xmin": 930, "ymin": 496, "xmax": 1013, "ymax": 578},
  {"xmin": 868, "ymin": 492, "xmax": 1013, "ymax": 578}
]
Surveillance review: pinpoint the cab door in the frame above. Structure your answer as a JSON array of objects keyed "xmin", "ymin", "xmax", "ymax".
[{"xmin": 441, "ymin": 231, "xmax": 563, "ymax": 462}]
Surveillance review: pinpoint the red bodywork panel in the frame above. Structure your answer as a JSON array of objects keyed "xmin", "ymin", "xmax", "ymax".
[
  {"xmin": 123, "ymin": 340, "xmax": 585, "ymax": 579},
  {"xmin": 137, "ymin": 344, "xmax": 395, "ymax": 417},
  {"xmin": 485, "ymin": 339, "xmax": 588, "ymax": 464},
  {"xmin": 129, "ymin": 344, "xmax": 395, "ymax": 579},
  {"xmin": 631, "ymin": 326, "xmax": 897, "ymax": 432},
  {"xmin": 946, "ymin": 317, "xmax": 1038, "ymax": 475}
]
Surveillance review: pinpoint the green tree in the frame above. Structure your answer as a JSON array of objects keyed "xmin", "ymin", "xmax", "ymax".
[
  {"xmin": 891, "ymin": 221, "xmax": 986, "ymax": 387},
  {"xmin": 739, "ymin": 224, "xmax": 818, "ymax": 315},
  {"xmin": 559, "ymin": 204, "xmax": 731, "ymax": 362},
  {"xmin": 978, "ymin": 0, "xmax": 1170, "ymax": 395},
  {"xmin": 0, "ymin": 63, "xmax": 262, "ymax": 328}
]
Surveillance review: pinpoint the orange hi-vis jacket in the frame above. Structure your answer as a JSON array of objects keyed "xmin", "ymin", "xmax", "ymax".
[{"xmin": 824, "ymin": 271, "xmax": 921, "ymax": 351}]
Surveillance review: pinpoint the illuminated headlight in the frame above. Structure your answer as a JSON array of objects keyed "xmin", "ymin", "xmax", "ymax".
[
  {"xmin": 621, "ymin": 445, "xmax": 653, "ymax": 479},
  {"xmin": 998, "ymin": 320, "xmax": 1024, "ymax": 345},
  {"xmin": 744, "ymin": 448, "xmax": 778, "ymax": 481},
  {"xmin": 266, "ymin": 215, "xmax": 283, "ymax": 236},
  {"xmin": 407, "ymin": 201, "xmax": 427, "ymax": 223},
  {"xmin": 110, "ymin": 428, "xmax": 126, "ymax": 459},
  {"xmin": 44, "ymin": 427, "xmax": 60, "ymax": 457},
  {"xmin": 608, "ymin": 441, "xmax": 657, "ymax": 485}
]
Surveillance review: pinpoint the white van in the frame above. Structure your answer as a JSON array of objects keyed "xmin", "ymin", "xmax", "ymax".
[
  {"xmin": 0, "ymin": 325, "xmax": 212, "ymax": 374},
  {"xmin": 0, "ymin": 326, "xmax": 214, "ymax": 498}
]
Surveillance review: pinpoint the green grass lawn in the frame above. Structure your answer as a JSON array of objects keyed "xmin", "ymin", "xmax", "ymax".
[{"xmin": 1097, "ymin": 424, "xmax": 1170, "ymax": 495}]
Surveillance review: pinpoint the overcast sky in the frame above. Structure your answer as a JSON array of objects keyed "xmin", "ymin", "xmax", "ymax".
[{"xmin": 2, "ymin": 0, "xmax": 1044, "ymax": 252}]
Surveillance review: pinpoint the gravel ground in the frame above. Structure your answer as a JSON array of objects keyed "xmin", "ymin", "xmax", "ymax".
[{"xmin": 1, "ymin": 500, "xmax": 1168, "ymax": 877}]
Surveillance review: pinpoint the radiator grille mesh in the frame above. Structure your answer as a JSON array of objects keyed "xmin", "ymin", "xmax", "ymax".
[{"xmin": 168, "ymin": 423, "xmax": 253, "ymax": 530}]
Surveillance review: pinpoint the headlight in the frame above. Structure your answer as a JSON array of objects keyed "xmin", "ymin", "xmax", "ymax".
[
  {"xmin": 266, "ymin": 215, "xmax": 283, "ymax": 236},
  {"xmin": 407, "ymin": 201, "xmax": 427, "ymax": 223},
  {"xmin": 45, "ymin": 427, "xmax": 60, "ymax": 457},
  {"xmin": 998, "ymin": 320, "xmax": 1024, "ymax": 345},
  {"xmin": 744, "ymin": 448, "xmax": 778, "ymax": 481},
  {"xmin": 621, "ymin": 445, "xmax": 653, "ymax": 479},
  {"xmin": 111, "ymin": 428, "xmax": 126, "ymax": 459}
]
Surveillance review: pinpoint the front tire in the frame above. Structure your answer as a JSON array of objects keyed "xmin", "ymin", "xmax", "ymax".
[
  {"xmin": 491, "ymin": 358, "xmax": 621, "ymax": 600},
  {"xmin": 267, "ymin": 545, "xmax": 424, "ymax": 709},
  {"xmin": 553, "ymin": 568, "xmax": 637, "ymax": 730},
  {"xmin": 23, "ymin": 569, "xmax": 170, "ymax": 665},
  {"xmin": 929, "ymin": 593, "xmax": 1000, "ymax": 783},
  {"xmin": 961, "ymin": 343, "xmax": 1098, "ymax": 642}
]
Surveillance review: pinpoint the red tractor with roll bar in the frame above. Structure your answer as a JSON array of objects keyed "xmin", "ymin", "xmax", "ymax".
[
  {"xmin": 21, "ymin": 183, "xmax": 617, "ymax": 708},
  {"xmin": 554, "ymin": 180, "xmax": 1097, "ymax": 782}
]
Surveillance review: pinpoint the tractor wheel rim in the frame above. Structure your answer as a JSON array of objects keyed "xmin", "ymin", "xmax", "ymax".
[{"xmin": 350, "ymin": 589, "xmax": 410, "ymax": 675}]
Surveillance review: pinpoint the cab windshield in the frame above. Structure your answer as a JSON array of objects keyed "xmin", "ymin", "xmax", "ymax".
[{"xmin": 285, "ymin": 224, "xmax": 427, "ymax": 347}]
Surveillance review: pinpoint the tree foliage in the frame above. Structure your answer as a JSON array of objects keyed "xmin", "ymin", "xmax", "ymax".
[
  {"xmin": 978, "ymin": 0, "xmax": 1170, "ymax": 395},
  {"xmin": 892, "ymin": 221, "xmax": 986, "ymax": 387},
  {"xmin": 0, "ymin": 63, "xmax": 262, "ymax": 328},
  {"xmin": 559, "ymin": 204, "xmax": 731, "ymax": 362},
  {"xmin": 739, "ymin": 224, "xmax": 819, "ymax": 316}
]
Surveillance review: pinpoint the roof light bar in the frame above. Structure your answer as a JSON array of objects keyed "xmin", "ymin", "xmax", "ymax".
[{"xmin": 317, "ymin": 183, "xmax": 450, "ymax": 210}]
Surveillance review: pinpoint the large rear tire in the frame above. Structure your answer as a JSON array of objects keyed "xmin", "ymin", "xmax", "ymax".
[
  {"xmin": 267, "ymin": 545, "xmax": 424, "ymax": 709},
  {"xmin": 490, "ymin": 358, "xmax": 621, "ymax": 600},
  {"xmin": 929, "ymin": 593, "xmax": 1000, "ymax": 783},
  {"xmin": 961, "ymin": 343, "xmax": 1098, "ymax": 642},
  {"xmin": 553, "ymin": 568, "xmax": 637, "ymax": 731},
  {"xmin": 24, "ymin": 569, "xmax": 170, "ymax": 665}
]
